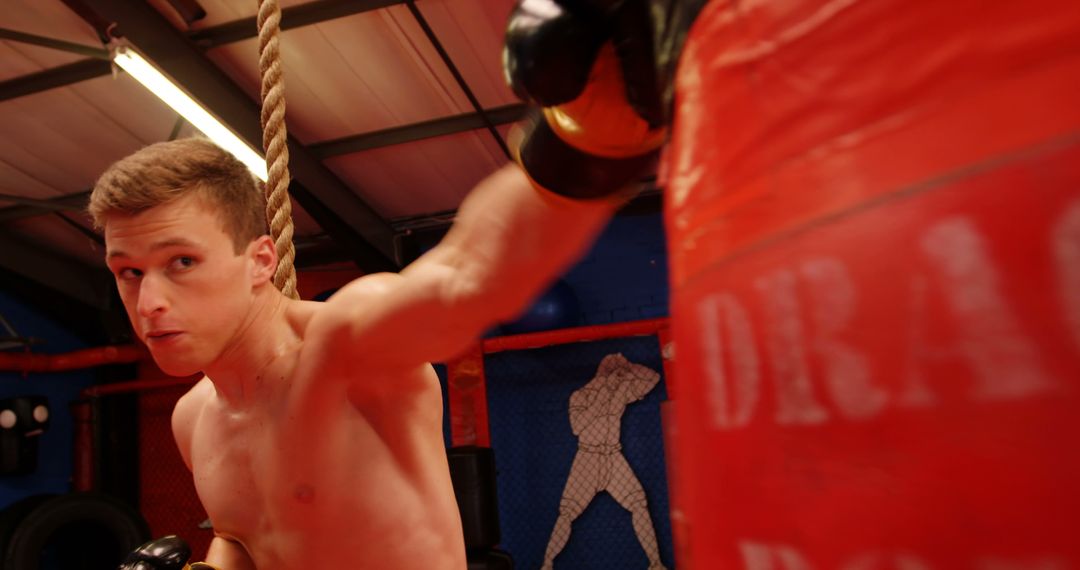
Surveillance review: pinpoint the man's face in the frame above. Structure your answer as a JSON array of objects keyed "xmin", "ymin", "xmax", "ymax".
[{"xmin": 104, "ymin": 194, "xmax": 256, "ymax": 376}]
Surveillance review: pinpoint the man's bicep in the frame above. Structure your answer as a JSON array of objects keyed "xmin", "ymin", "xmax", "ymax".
[
  {"xmin": 323, "ymin": 272, "xmax": 436, "ymax": 365},
  {"xmin": 326, "ymin": 263, "xmax": 495, "ymax": 367}
]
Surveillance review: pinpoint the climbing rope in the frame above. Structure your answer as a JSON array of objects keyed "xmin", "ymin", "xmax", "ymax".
[{"xmin": 257, "ymin": 0, "xmax": 299, "ymax": 300}]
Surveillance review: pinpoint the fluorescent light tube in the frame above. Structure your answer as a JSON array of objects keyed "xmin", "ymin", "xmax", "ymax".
[{"xmin": 113, "ymin": 46, "xmax": 269, "ymax": 182}]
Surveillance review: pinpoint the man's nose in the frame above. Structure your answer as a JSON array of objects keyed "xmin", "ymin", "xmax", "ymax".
[{"xmin": 136, "ymin": 273, "xmax": 170, "ymax": 318}]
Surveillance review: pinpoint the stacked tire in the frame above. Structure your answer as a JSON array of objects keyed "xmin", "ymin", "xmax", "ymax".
[
  {"xmin": 0, "ymin": 493, "xmax": 149, "ymax": 570},
  {"xmin": 448, "ymin": 446, "xmax": 513, "ymax": 570}
]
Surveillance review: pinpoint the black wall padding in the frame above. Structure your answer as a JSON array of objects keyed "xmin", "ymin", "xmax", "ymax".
[
  {"xmin": 448, "ymin": 446, "xmax": 501, "ymax": 550},
  {"xmin": 0, "ymin": 395, "xmax": 50, "ymax": 475},
  {"xmin": 1, "ymin": 492, "xmax": 150, "ymax": 570},
  {"xmin": 92, "ymin": 392, "xmax": 141, "ymax": 509},
  {"xmin": 468, "ymin": 548, "xmax": 514, "ymax": 570}
]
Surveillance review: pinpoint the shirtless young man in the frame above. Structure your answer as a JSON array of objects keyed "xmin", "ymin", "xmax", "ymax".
[{"xmin": 91, "ymin": 136, "xmax": 620, "ymax": 569}]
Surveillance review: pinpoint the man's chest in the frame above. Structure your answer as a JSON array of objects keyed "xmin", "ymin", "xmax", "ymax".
[
  {"xmin": 189, "ymin": 415, "xmax": 277, "ymax": 535},
  {"xmin": 185, "ymin": 398, "xmax": 406, "ymax": 536}
]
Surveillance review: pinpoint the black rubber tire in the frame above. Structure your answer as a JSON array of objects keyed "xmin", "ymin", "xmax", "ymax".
[
  {"xmin": 0, "ymin": 494, "xmax": 57, "ymax": 559},
  {"xmin": 448, "ymin": 446, "xmax": 501, "ymax": 550},
  {"xmin": 2, "ymin": 492, "xmax": 151, "ymax": 570}
]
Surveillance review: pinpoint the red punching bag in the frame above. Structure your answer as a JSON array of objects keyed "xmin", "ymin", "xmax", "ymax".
[{"xmin": 665, "ymin": 0, "xmax": 1080, "ymax": 568}]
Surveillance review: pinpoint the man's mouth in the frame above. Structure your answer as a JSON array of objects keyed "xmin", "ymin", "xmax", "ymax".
[{"xmin": 145, "ymin": 330, "xmax": 183, "ymax": 344}]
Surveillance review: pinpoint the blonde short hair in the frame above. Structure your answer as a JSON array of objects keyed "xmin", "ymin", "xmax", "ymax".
[{"xmin": 89, "ymin": 137, "xmax": 267, "ymax": 253}]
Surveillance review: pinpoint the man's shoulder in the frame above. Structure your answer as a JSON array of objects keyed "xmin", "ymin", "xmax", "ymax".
[
  {"xmin": 171, "ymin": 376, "xmax": 211, "ymax": 470},
  {"xmin": 173, "ymin": 376, "xmax": 213, "ymax": 424},
  {"xmin": 301, "ymin": 272, "xmax": 405, "ymax": 349}
]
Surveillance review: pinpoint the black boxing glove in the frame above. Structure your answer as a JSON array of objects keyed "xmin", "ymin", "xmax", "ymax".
[
  {"xmin": 118, "ymin": 535, "xmax": 219, "ymax": 570},
  {"xmin": 638, "ymin": 0, "xmax": 714, "ymax": 126},
  {"xmin": 503, "ymin": 0, "xmax": 711, "ymax": 199}
]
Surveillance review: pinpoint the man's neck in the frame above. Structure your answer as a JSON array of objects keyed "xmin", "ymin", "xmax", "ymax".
[{"xmin": 203, "ymin": 287, "xmax": 299, "ymax": 408}]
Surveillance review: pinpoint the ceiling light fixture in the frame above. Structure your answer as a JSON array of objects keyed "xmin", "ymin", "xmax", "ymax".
[{"xmin": 111, "ymin": 45, "xmax": 268, "ymax": 182}]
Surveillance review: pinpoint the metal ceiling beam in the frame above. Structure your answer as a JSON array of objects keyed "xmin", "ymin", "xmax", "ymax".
[
  {"xmin": 0, "ymin": 191, "xmax": 90, "ymax": 222},
  {"xmin": 0, "ymin": 58, "xmax": 111, "ymax": 102},
  {"xmin": 0, "ymin": 232, "xmax": 113, "ymax": 311},
  {"xmin": 0, "ymin": 192, "xmax": 82, "ymax": 212},
  {"xmin": 80, "ymin": 0, "xmax": 397, "ymax": 271},
  {"xmin": 55, "ymin": 212, "xmax": 105, "ymax": 247},
  {"xmin": 188, "ymin": 0, "xmax": 403, "ymax": 49},
  {"xmin": 286, "ymin": 181, "xmax": 398, "ymax": 271},
  {"xmin": 161, "ymin": 0, "xmax": 207, "ymax": 26},
  {"xmin": 390, "ymin": 190, "xmax": 665, "ymax": 266},
  {"xmin": 0, "ymin": 28, "xmax": 110, "ymax": 59},
  {"xmin": 390, "ymin": 184, "xmax": 663, "ymax": 232},
  {"xmin": 311, "ymin": 104, "xmax": 527, "ymax": 158},
  {"xmin": 293, "ymin": 235, "xmax": 352, "ymax": 269}
]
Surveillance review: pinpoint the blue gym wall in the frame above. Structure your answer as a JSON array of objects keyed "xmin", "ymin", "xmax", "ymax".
[
  {"xmin": 0, "ymin": 291, "xmax": 95, "ymax": 510},
  {"xmin": 563, "ymin": 212, "xmax": 669, "ymax": 325},
  {"xmin": 500, "ymin": 212, "xmax": 670, "ymax": 332}
]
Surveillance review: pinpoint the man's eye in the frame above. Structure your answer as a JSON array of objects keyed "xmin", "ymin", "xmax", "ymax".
[
  {"xmin": 170, "ymin": 256, "xmax": 196, "ymax": 271},
  {"xmin": 118, "ymin": 268, "xmax": 142, "ymax": 280}
]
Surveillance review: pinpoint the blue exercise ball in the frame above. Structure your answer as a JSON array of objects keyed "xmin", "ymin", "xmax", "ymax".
[{"xmin": 500, "ymin": 280, "xmax": 581, "ymax": 335}]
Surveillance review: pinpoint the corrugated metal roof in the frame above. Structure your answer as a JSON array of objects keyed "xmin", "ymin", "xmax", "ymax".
[{"xmin": 0, "ymin": 0, "xmax": 521, "ymax": 283}]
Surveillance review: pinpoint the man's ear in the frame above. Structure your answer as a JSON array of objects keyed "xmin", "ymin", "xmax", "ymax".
[{"xmin": 249, "ymin": 235, "xmax": 278, "ymax": 286}]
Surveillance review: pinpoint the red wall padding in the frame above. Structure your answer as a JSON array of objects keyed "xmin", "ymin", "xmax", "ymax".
[{"xmin": 137, "ymin": 387, "xmax": 213, "ymax": 559}]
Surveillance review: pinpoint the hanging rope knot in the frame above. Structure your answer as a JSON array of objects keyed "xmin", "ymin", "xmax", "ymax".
[{"xmin": 257, "ymin": 0, "xmax": 299, "ymax": 300}]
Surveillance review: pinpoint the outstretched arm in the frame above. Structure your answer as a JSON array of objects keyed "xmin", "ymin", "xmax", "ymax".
[{"xmin": 321, "ymin": 165, "xmax": 620, "ymax": 370}]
